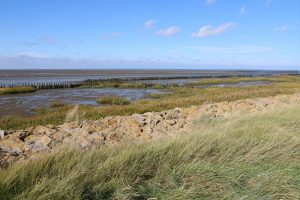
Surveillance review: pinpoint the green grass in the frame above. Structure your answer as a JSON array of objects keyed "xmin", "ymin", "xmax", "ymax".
[
  {"xmin": 81, "ymin": 81, "xmax": 170, "ymax": 89},
  {"xmin": 1, "ymin": 103, "xmax": 299, "ymax": 199},
  {"xmin": 0, "ymin": 86, "xmax": 37, "ymax": 95},
  {"xmin": 1, "ymin": 76, "xmax": 300, "ymax": 130},
  {"xmin": 186, "ymin": 75, "xmax": 299, "ymax": 86},
  {"xmin": 96, "ymin": 95, "xmax": 131, "ymax": 105},
  {"xmin": 81, "ymin": 81, "xmax": 150, "ymax": 89},
  {"xmin": 50, "ymin": 101, "xmax": 69, "ymax": 108}
]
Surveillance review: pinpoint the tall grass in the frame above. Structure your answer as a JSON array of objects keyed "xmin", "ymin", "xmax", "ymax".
[
  {"xmin": 0, "ymin": 86, "xmax": 37, "ymax": 95},
  {"xmin": 1, "ymin": 103, "xmax": 299, "ymax": 199}
]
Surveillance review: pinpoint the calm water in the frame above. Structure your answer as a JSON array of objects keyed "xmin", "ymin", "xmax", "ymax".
[{"xmin": 0, "ymin": 88, "xmax": 162, "ymax": 117}]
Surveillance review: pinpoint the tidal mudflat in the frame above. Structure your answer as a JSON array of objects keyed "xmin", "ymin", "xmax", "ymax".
[{"xmin": 0, "ymin": 88, "xmax": 162, "ymax": 117}]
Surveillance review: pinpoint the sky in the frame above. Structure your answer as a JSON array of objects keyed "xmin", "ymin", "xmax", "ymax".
[{"xmin": 0, "ymin": 0, "xmax": 299, "ymax": 70}]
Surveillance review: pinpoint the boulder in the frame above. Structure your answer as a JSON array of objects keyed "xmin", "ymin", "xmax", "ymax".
[{"xmin": 27, "ymin": 141, "xmax": 50, "ymax": 153}]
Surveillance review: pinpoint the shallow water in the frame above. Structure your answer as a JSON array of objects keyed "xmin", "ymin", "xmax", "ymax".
[{"xmin": 0, "ymin": 88, "xmax": 162, "ymax": 117}]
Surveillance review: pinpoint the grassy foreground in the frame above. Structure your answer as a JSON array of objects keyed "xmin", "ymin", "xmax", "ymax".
[
  {"xmin": 1, "ymin": 103, "xmax": 299, "ymax": 199},
  {"xmin": 0, "ymin": 86, "xmax": 37, "ymax": 95},
  {"xmin": 1, "ymin": 76, "xmax": 300, "ymax": 130}
]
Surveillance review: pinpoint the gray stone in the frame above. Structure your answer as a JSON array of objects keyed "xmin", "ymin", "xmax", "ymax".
[
  {"xmin": 28, "ymin": 141, "xmax": 49, "ymax": 153},
  {"xmin": 0, "ymin": 130, "xmax": 6, "ymax": 138}
]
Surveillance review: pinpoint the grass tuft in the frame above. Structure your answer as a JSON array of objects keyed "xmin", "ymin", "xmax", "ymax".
[
  {"xmin": 0, "ymin": 86, "xmax": 37, "ymax": 95},
  {"xmin": 50, "ymin": 101, "xmax": 68, "ymax": 108},
  {"xmin": 96, "ymin": 95, "xmax": 131, "ymax": 105}
]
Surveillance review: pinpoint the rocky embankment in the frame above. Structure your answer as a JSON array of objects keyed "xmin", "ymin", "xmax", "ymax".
[{"xmin": 1, "ymin": 94, "xmax": 300, "ymax": 168}]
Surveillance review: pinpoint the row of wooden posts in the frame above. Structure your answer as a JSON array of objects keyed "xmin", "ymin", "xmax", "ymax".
[{"xmin": 0, "ymin": 74, "xmax": 258, "ymax": 89}]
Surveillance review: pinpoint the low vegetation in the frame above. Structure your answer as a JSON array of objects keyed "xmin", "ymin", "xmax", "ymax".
[
  {"xmin": 1, "ymin": 103, "xmax": 299, "ymax": 199},
  {"xmin": 186, "ymin": 75, "xmax": 299, "ymax": 86},
  {"xmin": 96, "ymin": 95, "xmax": 130, "ymax": 105},
  {"xmin": 0, "ymin": 86, "xmax": 37, "ymax": 95},
  {"xmin": 50, "ymin": 101, "xmax": 69, "ymax": 108},
  {"xmin": 82, "ymin": 81, "xmax": 153, "ymax": 89},
  {"xmin": 81, "ymin": 80, "xmax": 170, "ymax": 89},
  {"xmin": 0, "ymin": 76, "xmax": 299, "ymax": 130}
]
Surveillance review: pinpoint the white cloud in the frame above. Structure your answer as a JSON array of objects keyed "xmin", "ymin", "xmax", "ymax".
[
  {"xmin": 206, "ymin": 0, "xmax": 216, "ymax": 6},
  {"xmin": 273, "ymin": 25, "xmax": 290, "ymax": 32},
  {"xmin": 156, "ymin": 26, "xmax": 180, "ymax": 37},
  {"xmin": 191, "ymin": 22, "xmax": 235, "ymax": 38},
  {"xmin": 145, "ymin": 20, "xmax": 155, "ymax": 29},
  {"xmin": 17, "ymin": 52, "xmax": 50, "ymax": 58},
  {"xmin": 189, "ymin": 45, "xmax": 274, "ymax": 53},
  {"xmin": 100, "ymin": 32, "xmax": 122, "ymax": 40},
  {"xmin": 238, "ymin": 5, "xmax": 246, "ymax": 15}
]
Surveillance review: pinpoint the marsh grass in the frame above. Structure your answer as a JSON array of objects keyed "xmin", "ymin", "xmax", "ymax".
[
  {"xmin": 81, "ymin": 81, "xmax": 149, "ymax": 89},
  {"xmin": 186, "ymin": 75, "xmax": 299, "ymax": 86},
  {"xmin": 0, "ymin": 86, "xmax": 37, "ymax": 95},
  {"xmin": 1, "ymin": 103, "xmax": 299, "ymax": 199},
  {"xmin": 96, "ymin": 95, "xmax": 131, "ymax": 105},
  {"xmin": 81, "ymin": 81, "xmax": 169, "ymax": 89},
  {"xmin": 50, "ymin": 101, "xmax": 68, "ymax": 108}
]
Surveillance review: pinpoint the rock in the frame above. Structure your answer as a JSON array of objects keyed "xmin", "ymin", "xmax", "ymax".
[
  {"xmin": 33, "ymin": 126, "xmax": 55, "ymax": 136},
  {"xmin": 51, "ymin": 131, "xmax": 65, "ymax": 141},
  {"xmin": 87, "ymin": 132, "xmax": 105, "ymax": 144},
  {"xmin": 165, "ymin": 120, "xmax": 176, "ymax": 126},
  {"xmin": 18, "ymin": 131, "xmax": 31, "ymax": 141},
  {"xmin": 165, "ymin": 110, "xmax": 181, "ymax": 120},
  {"xmin": 24, "ymin": 134, "xmax": 53, "ymax": 152},
  {"xmin": 0, "ymin": 146, "xmax": 21, "ymax": 156},
  {"xmin": 28, "ymin": 141, "xmax": 50, "ymax": 153},
  {"xmin": 0, "ymin": 130, "xmax": 6, "ymax": 138},
  {"xmin": 1, "ymin": 137, "xmax": 26, "ymax": 152},
  {"xmin": 41, "ymin": 135, "xmax": 52, "ymax": 146}
]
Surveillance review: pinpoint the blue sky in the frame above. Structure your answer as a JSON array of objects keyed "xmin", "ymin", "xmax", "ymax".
[{"xmin": 0, "ymin": 0, "xmax": 299, "ymax": 69}]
